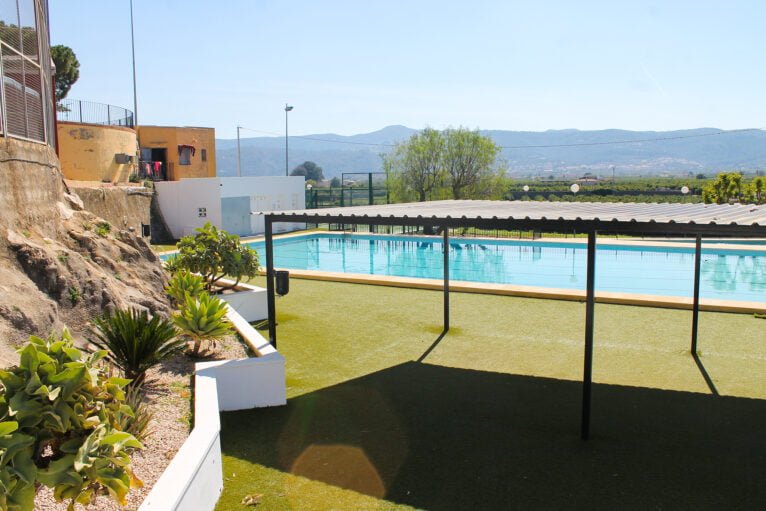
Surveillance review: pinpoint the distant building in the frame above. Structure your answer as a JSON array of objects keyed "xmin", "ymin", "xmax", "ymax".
[
  {"xmin": 576, "ymin": 173, "xmax": 600, "ymax": 185},
  {"xmin": 136, "ymin": 126, "xmax": 216, "ymax": 181},
  {"xmin": 56, "ymin": 121, "xmax": 218, "ymax": 183}
]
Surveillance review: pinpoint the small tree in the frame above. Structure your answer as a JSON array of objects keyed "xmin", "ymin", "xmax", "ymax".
[
  {"xmin": 330, "ymin": 176, "xmax": 341, "ymax": 188},
  {"xmin": 173, "ymin": 293, "xmax": 232, "ymax": 356},
  {"xmin": 0, "ymin": 332, "xmax": 142, "ymax": 511},
  {"xmin": 176, "ymin": 223, "xmax": 260, "ymax": 291},
  {"xmin": 51, "ymin": 45, "xmax": 80, "ymax": 103},
  {"xmin": 442, "ymin": 127, "xmax": 500, "ymax": 199},
  {"xmin": 701, "ymin": 172, "xmax": 744, "ymax": 204}
]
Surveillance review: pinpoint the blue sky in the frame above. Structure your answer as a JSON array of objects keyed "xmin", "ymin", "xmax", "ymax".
[{"xmin": 50, "ymin": 1, "xmax": 766, "ymax": 139}]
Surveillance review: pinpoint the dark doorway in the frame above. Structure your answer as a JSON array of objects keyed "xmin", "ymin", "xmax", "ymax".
[{"xmin": 138, "ymin": 147, "xmax": 168, "ymax": 180}]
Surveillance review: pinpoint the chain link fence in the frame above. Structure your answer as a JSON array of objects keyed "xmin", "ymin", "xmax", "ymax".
[{"xmin": 0, "ymin": 0, "xmax": 54, "ymax": 145}]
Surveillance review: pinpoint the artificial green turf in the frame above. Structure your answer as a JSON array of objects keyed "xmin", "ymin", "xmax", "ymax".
[{"xmin": 216, "ymin": 278, "xmax": 766, "ymax": 510}]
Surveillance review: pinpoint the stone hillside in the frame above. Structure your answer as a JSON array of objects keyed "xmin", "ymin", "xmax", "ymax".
[{"xmin": 0, "ymin": 138, "xmax": 171, "ymax": 366}]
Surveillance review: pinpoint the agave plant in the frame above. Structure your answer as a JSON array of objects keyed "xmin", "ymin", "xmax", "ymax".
[
  {"xmin": 165, "ymin": 270, "xmax": 205, "ymax": 305},
  {"xmin": 90, "ymin": 309, "xmax": 184, "ymax": 386},
  {"xmin": 173, "ymin": 292, "xmax": 232, "ymax": 356},
  {"xmin": 163, "ymin": 254, "xmax": 182, "ymax": 275}
]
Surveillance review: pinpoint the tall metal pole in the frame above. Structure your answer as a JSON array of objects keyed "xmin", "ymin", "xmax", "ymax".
[
  {"xmin": 265, "ymin": 217, "xmax": 277, "ymax": 348},
  {"xmin": 691, "ymin": 235, "xmax": 702, "ymax": 354},
  {"xmin": 443, "ymin": 228, "xmax": 450, "ymax": 333},
  {"xmin": 129, "ymin": 0, "xmax": 138, "ymax": 128},
  {"xmin": 284, "ymin": 104, "xmax": 293, "ymax": 176},
  {"xmin": 236, "ymin": 125, "xmax": 242, "ymax": 177},
  {"xmin": 581, "ymin": 229, "xmax": 597, "ymax": 440}
]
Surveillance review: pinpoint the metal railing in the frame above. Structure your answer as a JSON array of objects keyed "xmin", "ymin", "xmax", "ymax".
[{"xmin": 56, "ymin": 99, "xmax": 135, "ymax": 128}]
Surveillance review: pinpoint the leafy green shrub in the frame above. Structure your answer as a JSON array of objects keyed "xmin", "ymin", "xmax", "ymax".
[
  {"xmin": 128, "ymin": 173, "xmax": 140, "ymax": 183},
  {"xmin": 67, "ymin": 286, "xmax": 80, "ymax": 305},
  {"xmin": 176, "ymin": 222, "xmax": 259, "ymax": 291},
  {"xmin": 90, "ymin": 309, "xmax": 183, "ymax": 386},
  {"xmin": 165, "ymin": 270, "xmax": 205, "ymax": 305},
  {"xmin": 174, "ymin": 293, "xmax": 232, "ymax": 356},
  {"xmin": 94, "ymin": 221, "xmax": 111, "ymax": 237},
  {"xmin": 0, "ymin": 331, "xmax": 143, "ymax": 511}
]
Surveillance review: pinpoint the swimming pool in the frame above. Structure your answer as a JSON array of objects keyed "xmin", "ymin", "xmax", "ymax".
[{"xmin": 243, "ymin": 233, "xmax": 766, "ymax": 303}]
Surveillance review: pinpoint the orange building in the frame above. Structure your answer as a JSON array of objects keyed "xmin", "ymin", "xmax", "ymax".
[{"xmin": 136, "ymin": 126, "xmax": 216, "ymax": 181}]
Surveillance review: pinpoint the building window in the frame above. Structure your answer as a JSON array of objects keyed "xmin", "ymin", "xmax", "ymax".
[
  {"xmin": 201, "ymin": 149, "xmax": 207, "ymax": 162},
  {"xmin": 178, "ymin": 144, "xmax": 195, "ymax": 165}
]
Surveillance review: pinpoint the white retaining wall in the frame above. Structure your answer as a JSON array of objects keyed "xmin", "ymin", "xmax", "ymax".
[
  {"xmin": 219, "ymin": 282, "xmax": 268, "ymax": 323},
  {"xmin": 139, "ymin": 307, "xmax": 285, "ymax": 511}
]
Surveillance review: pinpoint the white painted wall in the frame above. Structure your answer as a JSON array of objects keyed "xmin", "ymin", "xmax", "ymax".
[
  {"xmin": 155, "ymin": 178, "xmax": 223, "ymax": 239},
  {"xmin": 220, "ymin": 176, "xmax": 305, "ymax": 235},
  {"xmin": 156, "ymin": 176, "xmax": 306, "ymax": 238},
  {"xmin": 219, "ymin": 285, "xmax": 267, "ymax": 323}
]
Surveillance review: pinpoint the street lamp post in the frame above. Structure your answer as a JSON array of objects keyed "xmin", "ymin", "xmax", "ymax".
[
  {"xmin": 236, "ymin": 125, "xmax": 242, "ymax": 177},
  {"xmin": 129, "ymin": 0, "xmax": 138, "ymax": 128},
  {"xmin": 284, "ymin": 104, "xmax": 294, "ymax": 177}
]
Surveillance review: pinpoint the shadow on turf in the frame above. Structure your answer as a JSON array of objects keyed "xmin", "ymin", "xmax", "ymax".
[{"xmin": 220, "ymin": 362, "xmax": 766, "ymax": 510}]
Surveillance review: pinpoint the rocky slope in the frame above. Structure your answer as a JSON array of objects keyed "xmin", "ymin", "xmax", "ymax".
[{"xmin": 0, "ymin": 138, "xmax": 170, "ymax": 366}]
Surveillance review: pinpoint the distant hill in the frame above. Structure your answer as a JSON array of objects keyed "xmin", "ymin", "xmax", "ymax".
[{"xmin": 216, "ymin": 126, "xmax": 766, "ymax": 178}]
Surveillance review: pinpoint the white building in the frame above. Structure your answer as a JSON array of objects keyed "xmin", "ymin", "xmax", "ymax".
[{"xmin": 155, "ymin": 177, "xmax": 306, "ymax": 239}]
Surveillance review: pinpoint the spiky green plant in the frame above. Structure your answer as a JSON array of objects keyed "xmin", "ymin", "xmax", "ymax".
[
  {"xmin": 163, "ymin": 254, "xmax": 182, "ymax": 275},
  {"xmin": 173, "ymin": 293, "xmax": 232, "ymax": 356},
  {"xmin": 117, "ymin": 383, "xmax": 153, "ymax": 445},
  {"xmin": 0, "ymin": 331, "xmax": 143, "ymax": 511},
  {"xmin": 165, "ymin": 270, "xmax": 205, "ymax": 305},
  {"xmin": 90, "ymin": 309, "xmax": 184, "ymax": 386}
]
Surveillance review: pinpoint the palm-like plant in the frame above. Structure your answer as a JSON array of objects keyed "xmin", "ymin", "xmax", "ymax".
[
  {"xmin": 173, "ymin": 293, "xmax": 232, "ymax": 356},
  {"xmin": 90, "ymin": 309, "xmax": 184, "ymax": 386},
  {"xmin": 165, "ymin": 270, "xmax": 205, "ymax": 305}
]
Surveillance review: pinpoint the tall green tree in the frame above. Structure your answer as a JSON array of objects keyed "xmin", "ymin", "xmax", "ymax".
[
  {"xmin": 290, "ymin": 161, "xmax": 325, "ymax": 181},
  {"xmin": 51, "ymin": 45, "xmax": 80, "ymax": 102},
  {"xmin": 442, "ymin": 127, "xmax": 500, "ymax": 199},
  {"xmin": 385, "ymin": 128, "xmax": 445, "ymax": 202}
]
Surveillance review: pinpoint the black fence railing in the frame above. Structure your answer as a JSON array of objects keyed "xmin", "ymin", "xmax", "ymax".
[{"xmin": 57, "ymin": 99, "xmax": 134, "ymax": 128}]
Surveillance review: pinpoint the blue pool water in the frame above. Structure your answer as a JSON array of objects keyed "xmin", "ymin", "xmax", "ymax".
[{"xmin": 235, "ymin": 233, "xmax": 766, "ymax": 303}]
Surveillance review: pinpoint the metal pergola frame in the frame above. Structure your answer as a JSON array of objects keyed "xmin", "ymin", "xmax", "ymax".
[{"xmin": 262, "ymin": 205, "xmax": 766, "ymax": 440}]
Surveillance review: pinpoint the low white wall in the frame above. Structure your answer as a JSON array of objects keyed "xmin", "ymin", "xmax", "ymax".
[
  {"xmin": 138, "ymin": 365, "xmax": 222, "ymax": 511},
  {"xmin": 219, "ymin": 282, "xmax": 267, "ymax": 323},
  {"xmin": 139, "ymin": 305, "xmax": 285, "ymax": 510}
]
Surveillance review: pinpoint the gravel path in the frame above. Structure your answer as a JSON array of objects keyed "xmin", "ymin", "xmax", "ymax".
[{"xmin": 35, "ymin": 336, "xmax": 248, "ymax": 511}]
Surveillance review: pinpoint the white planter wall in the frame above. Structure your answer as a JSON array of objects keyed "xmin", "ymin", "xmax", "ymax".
[
  {"xmin": 139, "ymin": 304, "xmax": 285, "ymax": 511},
  {"xmin": 219, "ymin": 284, "xmax": 267, "ymax": 323}
]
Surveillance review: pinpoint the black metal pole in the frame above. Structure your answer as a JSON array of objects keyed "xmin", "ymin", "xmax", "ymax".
[
  {"xmin": 691, "ymin": 234, "xmax": 702, "ymax": 354},
  {"xmin": 265, "ymin": 217, "xmax": 277, "ymax": 348},
  {"xmin": 443, "ymin": 229, "xmax": 450, "ymax": 333},
  {"xmin": 581, "ymin": 229, "xmax": 597, "ymax": 440}
]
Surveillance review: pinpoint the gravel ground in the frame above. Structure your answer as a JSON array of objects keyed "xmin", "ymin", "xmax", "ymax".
[{"xmin": 35, "ymin": 335, "xmax": 248, "ymax": 511}]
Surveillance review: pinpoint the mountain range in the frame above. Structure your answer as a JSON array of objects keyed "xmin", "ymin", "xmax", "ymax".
[{"xmin": 216, "ymin": 126, "xmax": 766, "ymax": 179}]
